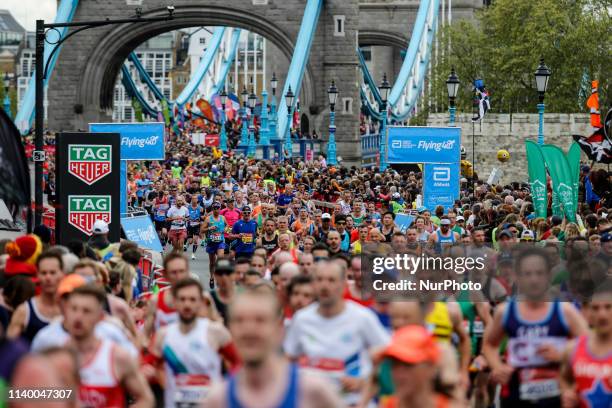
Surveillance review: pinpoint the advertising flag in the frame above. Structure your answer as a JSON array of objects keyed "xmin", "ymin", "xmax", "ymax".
[
  {"xmin": 586, "ymin": 80, "xmax": 602, "ymax": 129},
  {"xmin": 541, "ymin": 145, "xmax": 576, "ymax": 222},
  {"xmin": 0, "ymin": 106, "xmax": 30, "ymax": 207},
  {"xmin": 567, "ymin": 142, "xmax": 581, "ymax": 217},
  {"xmin": 525, "ymin": 141, "xmax": 548, "ymax": 218}
]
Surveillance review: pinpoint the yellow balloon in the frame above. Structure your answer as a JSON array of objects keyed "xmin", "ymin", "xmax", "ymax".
[{"xmin": 497, "ymin": 149, "xmax": 510, "ymax": 163}]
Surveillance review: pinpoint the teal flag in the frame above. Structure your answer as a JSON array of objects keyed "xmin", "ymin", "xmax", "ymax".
[
  {"xmin": 525, "ymin": 141, "xmax": 548, "ymax": 218},
  {"xmin": 567, "ymin": 142, "xmax": 581, "ymax": 216},
  {"xmin": 541, "ymin": 145, "xmax": 576, "ymax": 222}
]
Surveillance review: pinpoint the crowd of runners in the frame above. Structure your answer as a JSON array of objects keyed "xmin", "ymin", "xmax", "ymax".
[{"xmin": 0, "ymin": 138, "xmax": 611, "ymax": 408}]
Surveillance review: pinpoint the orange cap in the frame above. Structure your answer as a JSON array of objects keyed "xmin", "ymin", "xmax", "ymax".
[
  {"xmin": 57, "ymin": 274, "xmax": 87, "ymax": 297},
  {"xmin": 382, "ymin": 325, "xmax": 440, "ymax": 364}
]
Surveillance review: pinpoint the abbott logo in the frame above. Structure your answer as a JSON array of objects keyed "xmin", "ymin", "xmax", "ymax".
[{"xmin": 433, "ymin": 167, "xmax": 450, "ymax": 182}]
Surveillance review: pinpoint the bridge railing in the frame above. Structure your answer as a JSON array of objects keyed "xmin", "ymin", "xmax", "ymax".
[{"xmin": 361, "ymin": 133, "xmax": 380, "ymax": 167}]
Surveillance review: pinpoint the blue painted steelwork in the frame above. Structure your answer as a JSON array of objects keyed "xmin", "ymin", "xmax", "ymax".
[
  {"xmin": 121, "ymin": 64, "xmax": 159, "ymax": 117},
  {"xmin": 174, "ymin": 27, "xmax": 225, "ymax": 107},
  {"xmin": 128, "ymin": 52, "xmax": 165, "ymax": 101},
  {"xmin": 15, "ymin": 0, "xmax": 80, "ymax": 134},
  {"xmin": 357, "ymin": 48, "xmax": 382, "ymax": 106},
  {"xmin": 260, "ymin": 90, "xmax": 270, "ymax": 145},
  {"xmin": 327, "ymin": 110, "xmax": 337, "ymax": 165},
  {"xmin": 275, "ymin": 0, "xmax": 322, "ymax": 139},
  {"xmin": 210, "ymin": 29, "xmax": 241, "ymax": 96},
  {"xmin": 358, "ymin": 0, "xmax": 439, "ymax": 121},
  {"xmin": 537, "ymin": 103, "xmax": 545, "ymax": 145}
]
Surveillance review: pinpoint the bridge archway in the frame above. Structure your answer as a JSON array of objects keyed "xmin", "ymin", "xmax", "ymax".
[{"xmin": 78, "ymin": 6, "xmax": 316, "ymax": 119}]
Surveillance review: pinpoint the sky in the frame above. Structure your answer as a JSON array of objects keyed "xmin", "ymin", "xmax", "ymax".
[{"xmin": 4, "ymin": 0, "xmax": 57, "ymax": 31}]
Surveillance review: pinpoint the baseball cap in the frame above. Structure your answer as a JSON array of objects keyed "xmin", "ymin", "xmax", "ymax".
[
  {"xmin": 242, "ymin": 205, "xmax": 252, "ymax": 212},
  {"xmin": 322, "ymin": 213, "xmax": 332, "ymax": 220},
  {"xmin": 601, "ymin": 232, "xmax": 612, "ymax": 243},
  {"xmin": 520, "ymin": 230, "xmax": 535, "ymax": 241},
  {"xmin": 211, "ymin": 202, "xmax": 221, "ymax": 209},
  {"xmin": 498, "ymin": 229, "xmax": 513, "ymax": 239},
  {"xmin": 456, "ymin": 216, "xmax": 465, "ymax": 222},
  {"xmin": 92, "ymin": 220, "xmax": 109, "ymax": 234},
  {"xmin": 392, "ymin": 192, "xmax": 401, "ymax": 199},
  {"xmin": 57, "ymin": 274, "xmax": 87, "ymax": 297},
  {"xmin": 440, "ymin": 219, "xmax": 451, "ymax": 226},
  {"xmin": 382, "ymin": 325, "xmax": 440, "ymax": 364}
]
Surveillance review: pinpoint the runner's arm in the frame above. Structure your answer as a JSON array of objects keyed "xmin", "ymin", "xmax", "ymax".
[
  {"xmin": 115, "ymin": 347, "xmax": 154, "ymax": 407},
  {"xmin": 6, "ymin": 302, "xmax": 27, "ymax": 339},
  {"xmin": 482, "ymin": 302, "xmax": 509, "ymax": 371},
  {"xmin": 209, "ymin": 321, "xmax": 241, "ymax": 371},
  {"xmin": 449, "ymin": 302, "xmax": 471, "ymax": 373},
  {"xmin": 559, "ymin": 340, "xmax": 580, "ymax": 408},
  {"xmin": 561, "ymin": 302, "xmax": 589, "ymax": 337},
  {"xmin": 143, "ymin": 294, "xmax": 158, "ymax": 340}
]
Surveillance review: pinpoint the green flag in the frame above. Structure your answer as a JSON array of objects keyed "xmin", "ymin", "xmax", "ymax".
[
  {"xmin": 541, "ymin": 145, "xmax": 576, "ymax": 222},
  {"xmin": 161, "ymin": 99, "xmax": 171, "ymax": 126},
  {"xmin": 525, "ymin": 141, "xmax": 548, "ymax": 218},
  {"xmin": 567, "ymin": 142, "xmax": 581, "ymax": 216},
  {"xmin": 131, "ymin": 98, "xmax": 144, "ymax": 122}
]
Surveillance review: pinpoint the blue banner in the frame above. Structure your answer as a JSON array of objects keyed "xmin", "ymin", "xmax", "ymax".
[
  {"xmin": 121, "ymin": 216, "xmax": 163, "ymax": 252},
  {"xmin": 89, "ymin": 122, "xmax": 165, "ymax": 160},
  {"xmin": 423, "ymin": 162, "xmax": 460, "ymax": 211},
  {"xmin": 387, "ymin": 126, "xmax": 461, "ymax": 164},
  {"xmin": 394, "ymin": 214, "xmax": 415, "ymax": 232}
]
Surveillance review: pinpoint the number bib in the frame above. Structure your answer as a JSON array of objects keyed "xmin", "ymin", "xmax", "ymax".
[
  {"xmin": 518, "ymin": 368, "xmax": 560, "ymax": 401},
  {"xmin": 209, "ymin": 232, "xmax": 223, "ymax": 242},
  {"xmin": 189, "ymin": 221, "xmax": 201, "ymax": 227},
  {"xmin": 174, "ymin": 374, "xmax": 210, "ymax": 405},
  {"xmin": 241, "ymin": 234, "xmax": 253, "ymax": 244}
]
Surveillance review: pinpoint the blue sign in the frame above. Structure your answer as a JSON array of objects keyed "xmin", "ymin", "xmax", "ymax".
[
  {"xmin": 387, "ymin": 126, "xmax": 461, "ymax": 164},
  {"xmin": 395, "ymin": 214, "xmax": 415, "ymax": 233},
  {"xmin": 423, "ymin": 162, "xmax": 460, "ymax": 211},
  {"xmin": 121, "ymin": 216, "xmax": 163, "ymax": 252},
  {"xmin": 89, "ymin": 122, "xmax": 165, "ymax": 160}
]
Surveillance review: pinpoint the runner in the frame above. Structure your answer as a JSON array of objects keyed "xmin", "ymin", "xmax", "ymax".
[
  {"xmin": 149, "ymin": 278, "xmax": 239, "ymax": 407},
  {"xmin": 483, "ymin": 247, "xmax": 589, "ymax": 408},
  {"xmin": 7, "ymin": 251, "xmax": 64, "ymax": 343},
  {"xmin": 202, "ymin": 202, "xmax": 227, "ymax": 284},
  {"xmin": 167, "ymin": 195, "xmax": 190, "ymax": 252},
  {"xmin": 186, "ymin": 194, "xmax": 205, "ymax": 260},
  {"xmin": 229, "ymin": 206, "xmax": 258, "ymax": 260},
  {"xmin": 258, "ymin": 218, "xmax": 279, "ymax": 256},
  {"xmin": 428, "ymin": 218, "xmax": 460, "ymax": 253},
  {"xmin": 64, "ymin": 285, "xmax": 153, "ymax": 407},
  {"xmin": 560, "ymin": 281, "xmax": 612, "ymax": 408},
  {"xmin": 205, "ymin": 289, "xmax": 343, "ymax": 407},
  {"xmin": 284, "ymin": 260, "xmax": 390, "ymax": 406},
  {"xmin": 153, "ymin": 190, "xmax": 170, "ymax": 245}
]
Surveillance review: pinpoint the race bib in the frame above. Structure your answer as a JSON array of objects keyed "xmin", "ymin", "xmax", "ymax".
[
  {"xmin": 189, "ymin": 221, "xmax": 200, "ymax": 227},
  {"xmin": 241, "ymin": 234, "xmax": 253, "ymax": 244},
  {"xmin": 507, "ymin": 337, "xmax": 566, "ymax": 368},
  {"xmin": 518, "ymin": 368, "xmax": 560, "ymax": 400},
  {"xmin": 209, "ymin": 232, "xmax": 223, "ymax": 242},
  {"xmin": 472, "ymin": 319, "xmax": 485, "ymax": 336},
  {"xmin": 174, "ymin": 374, "xmax": 210, "ymax": 405}
]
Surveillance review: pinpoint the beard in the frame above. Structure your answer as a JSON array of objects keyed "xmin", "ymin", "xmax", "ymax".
[{"xmin": 179, "ymin": 313, "xmax": 197, "ymax": 325}]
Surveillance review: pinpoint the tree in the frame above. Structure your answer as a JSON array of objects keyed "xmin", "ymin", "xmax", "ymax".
[{"xmin": 432, "ymin": 0, "xmax": 611, "ymax": 114}]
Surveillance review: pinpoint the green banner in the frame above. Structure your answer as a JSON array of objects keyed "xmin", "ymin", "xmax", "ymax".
[
  {"xmin": 161, "ymin": 99, "xmax": 171, "ymax": 126},
  {"xmin": 525, "ymin": 141, "xmax": 548, "ymax": 218},
  {"xmin": 132, "ymin": 98, "xmax": 144, "ymax": 123},
  {"xmin": 541, "ymin": 145, "xmax": 576, "ymax": 222},
  {"xmin": 567, "ymin": 142, "xmax": 581, "ymax": 216}
]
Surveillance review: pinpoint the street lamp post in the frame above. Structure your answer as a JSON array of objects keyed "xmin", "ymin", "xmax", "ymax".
[
  {"xmin": 219, "ymin": 89, "xmax": 228, "ymax": 151},
  {"xmin": 240, "ymin": 86, "xmax": 249, "ymax": 146},
  {"xmin": 378, "ymin": 73, "xmax": 391, "ymax": 171},
  {"xmin": 269, "ymin": 72, "xmax": 277, "ymax": 143},
  {"xmin": 247, "ymin": 89, "xmax": 257, "ymax": 158},
  {"xmin": 32, "ymin": 8, "xmax": 175, "ymax": 228},
  {"xmin": 284, "ymin": 86, "xmax": 295, "ymax": 161},
  {"xmin": 260, "ymin": 89, "xmax": 270, "ymax": 146},
  {"xmin": 3, "ymin": 73, "xmax": 10, "ymax": 119},
  {"xmin": 446, "ymin": 67, "xmax": 459, "ymax": 127},
  {"xmin": 534, "ymin": 58, "xmax": 551, "ymax": 145},
  {"xmin": 327, "ymin": 80, "xmax": 338, "ymax": 166}
]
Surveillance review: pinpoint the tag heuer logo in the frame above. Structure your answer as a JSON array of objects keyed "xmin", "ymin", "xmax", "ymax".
[
  {"xmin": 68, "ymin": 196, "xmax": 111, "ymax": 236},
  {"xmin": 68, "ymin": 145, "xmax": 112, "ymax": 185}
]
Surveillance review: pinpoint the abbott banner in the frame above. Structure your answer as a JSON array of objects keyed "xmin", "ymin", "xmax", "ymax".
[
  {"xmin": 56, "ymin": 132, "xmax": 121, "ymax": 244},
  {"xmin": 423, "ymin": 163, "xmax": 460, "ymax": 210},
  {"xmin": 387, "ymin": 126, "xmax": 461, "ymax": 164}
]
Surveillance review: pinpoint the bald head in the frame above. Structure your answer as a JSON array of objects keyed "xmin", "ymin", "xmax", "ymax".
[{"xmin": 279, "ymin": 262, "xmax": 300, "ymax": 289}]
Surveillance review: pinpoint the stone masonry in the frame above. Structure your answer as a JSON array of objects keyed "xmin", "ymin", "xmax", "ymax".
[{"xmin": 427, "ymin": 113, "xmax": 595, "ymax": 183}]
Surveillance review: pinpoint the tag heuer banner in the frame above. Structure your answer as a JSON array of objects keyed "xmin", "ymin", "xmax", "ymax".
[{"xmin": 56, "ymin": 133, "xmax": 120, "ymax": 244}]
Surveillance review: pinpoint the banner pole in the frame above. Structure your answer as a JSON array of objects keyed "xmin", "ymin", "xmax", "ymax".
[{"xmin": 472, "ymin": 120, "xmax": 475, "ymax": 195}]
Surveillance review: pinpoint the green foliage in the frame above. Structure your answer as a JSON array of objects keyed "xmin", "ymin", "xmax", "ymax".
[{"xmin": 433, "ymin": 0, "xmax": 611, "ymax": 113}]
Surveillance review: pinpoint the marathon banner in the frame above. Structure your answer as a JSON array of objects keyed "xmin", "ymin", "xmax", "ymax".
[
  {"xmin": 423, "ymin": 163, "xmax": 460, "ymax": 211},
  {"xmin": 89, "ymin": 122, "xmax": 165, "ymax": 160},
  {"xmin": 56, "ymin": 132, "xmax": 120, "ymax": 244},
  {"xmin": 386, "ymin": 126, "xmax": 461, "ymax": 164},
  {"xmin": 121, "ymin": 215, "xmax": 163, "ymax": 252}
]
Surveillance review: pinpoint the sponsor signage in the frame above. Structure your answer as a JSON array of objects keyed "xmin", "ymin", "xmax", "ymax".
[
  {"xmin": 121, "ymin": 216, "xmax": 163, "ymax": 252},
  {"xmin": 56, "ymin": 133, "xmax": 120, "ymax": 244},
  {"xmin": 423, "ymin": 163, "xmax": 460, "ymax": 211},
  {"xmin": 387, "ymin": 126, "xmax": 461, "ymax": 164},
  {"xmin": 89, "ymin": 122, "xmax": 165, "ymax": 160}
]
